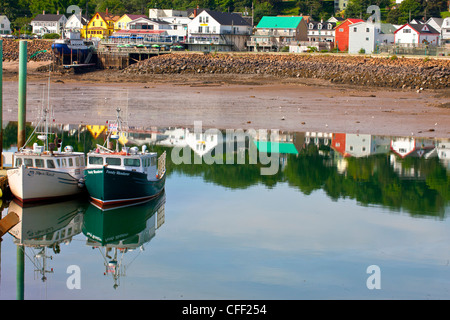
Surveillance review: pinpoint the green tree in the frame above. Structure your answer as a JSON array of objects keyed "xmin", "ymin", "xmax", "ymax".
[{"xmin": 397, "ymin": 0, "xmax": 422, "ymax": 24}]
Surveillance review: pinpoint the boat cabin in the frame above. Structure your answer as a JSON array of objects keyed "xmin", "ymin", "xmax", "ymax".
[
  {"xmin": 14, "ymin": 144, "xmax": 85, "ymax": 173},
  {"xmin": 87, "ymin": 147, "xmax": 159, "ymax": 179}
]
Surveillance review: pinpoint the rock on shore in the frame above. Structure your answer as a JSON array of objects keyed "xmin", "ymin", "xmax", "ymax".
[
  {"xmin": 1, "ymin": 39, "xmax": 53, "ymax": 61},
  {"xmin": 123, "ymin": 52, "xmax": 450, "ymax": 90}
]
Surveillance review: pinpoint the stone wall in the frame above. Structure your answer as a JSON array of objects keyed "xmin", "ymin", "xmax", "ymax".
[{"xmin": 123, "ymin": 52, "xmax": 450, "ymax": 89}]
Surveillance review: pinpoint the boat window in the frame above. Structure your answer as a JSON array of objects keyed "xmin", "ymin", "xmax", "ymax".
[
  {"xmin": 24, "ymin": 158, "xmax": 33, "ymax": 167},
  {"xmin": 68, "ymin": 158, "xmax": 73, "ymax": 166},
  {"xmin": 56, "ymin": 159, "xmax": 61, "ymax": 167},
  {"xmin": 62, "ymin": 158, "xmax": 67, "ymax": 167},
  {"xmin": 124, "ymin": 158, "xmax": 140, "ymax": 167},
  {"xmin": 151, "ymin": 157, "xmax": 157, "ymax": 166},
  {"xmin": 89, "ymin": 156, "xmax": 104, "ymax": 165},
  {"xmin": 15, "ymin": 158, "xmax": 22, "ymax": 166},
  {"xmin": 106, "ymin": 157, "xmax": 121, "ymax": 165},
  {"xmin": 35, "ymin": 159, "xmax": 45, "ymax": 168},
  {"xmin": 47, "ymin": 160, "xmax": 55, "ymax": 168}
]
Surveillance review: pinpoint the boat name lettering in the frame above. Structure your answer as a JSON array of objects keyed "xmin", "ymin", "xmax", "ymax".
[
  {"xmin": 106, "ymin": 170, "xmax": 130, "ymax": 176},
  {"xmin": 28, "ymin": 170, "xmax": 55, "ymax": 177},
  {"xmin": 87, "ymin": 170, "xmax": 103, "ymax": 174}
]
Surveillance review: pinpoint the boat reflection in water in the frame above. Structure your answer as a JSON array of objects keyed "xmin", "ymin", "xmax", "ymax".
[
  {"xmin": 82, "ymin": 191, "xmax": 166, "ymax": 289},
  {"xmin": 8, "ymin": 198, "xmax": 87, "ymax": 282}
]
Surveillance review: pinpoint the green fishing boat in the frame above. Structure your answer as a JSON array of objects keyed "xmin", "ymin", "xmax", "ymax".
[{"xmin": 83, "ymin": 108, "xmax": 166, "ymax": 208}]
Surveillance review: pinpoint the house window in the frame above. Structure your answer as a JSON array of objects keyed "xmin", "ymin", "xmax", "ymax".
[
  {"xmin": 318, "ymin": 24, "xmax": 322, "ymax": 30},
  {"xmin": 366, "ymin": 28, "xmax": 369, "ymax": 32},
  {"xmin": 366, "ymin": 37, "xmax": 369, "ymax": 41},
  {"xmin": 205, "ymin": 16, "xmax": 209, "ymax": 23},
  {"xmin": 309, "ymin": 23, "xmax": 313, "ymax": 29},
  {"xmin": 353, "ymin": 27, "xmax": 357, "ymax": 32},
  {"xmin": 198, "ymin": 26, "xmax": 202, "ymax": 33},
  {"xmin": 328, "ymin": 24, "xmax": 332, "ymax": 30},
  {"xmin": 339, "ymin": 28, "xmax": 343, "ymax": 32},
  {"xmin": 403, "ymin": 29, "xmax": 411, "ymax": 33}
]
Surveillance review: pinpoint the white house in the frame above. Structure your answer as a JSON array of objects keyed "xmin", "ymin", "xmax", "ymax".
[
  {"xmin": 150, "ymin": 10, "xmax": 191, "ymax": 43},
  {"xmin": 131, "ymin": 15, "xmax": 190, "ymax": 43},
  {"xmin": 307, "ymin": 20, "xmax": 336, "ymax": 43},
  {"xmin": 394, "ymin": 23, "xmax": 440, "ymax": 46},
  {"xmin": 65, "ymin": 13, "xmax": 88, "ymax": 33},
  {"xmin": 442, "ymin": 17, "xmax": 450, "ymax": 45},
  {"xmin": 31, "ymin": 12, "xmax": 67, "ymax": 35},
  {"xmin": 425, "ymin": 17, "xmax": 443, "ymax": 34},
  {"xmin": 128, "ymin": 17, "xmax": 171, "ymax": 31},
  {"xmin": 348, "ymin": 21, "xmax": 397, "ymax": 54},
  {"xmin": 187, "ymin": 9, "xmax": 252, "ymax": 52},
  {"xmin": 0, "ymin": 15, "xmax": 11, "ymax": 35}
]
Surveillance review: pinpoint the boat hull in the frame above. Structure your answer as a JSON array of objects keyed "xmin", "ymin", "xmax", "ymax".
[
  {"xmin": 84, "ymin": 167, "xmax": 166, "ymax": 207},
  {"xmin": 51, "ymin": 42, "xmax": 90, "ymax": 57},
  {"xmin": 7, "ymin": 166, "xmax": 85, "ymax": 203}
]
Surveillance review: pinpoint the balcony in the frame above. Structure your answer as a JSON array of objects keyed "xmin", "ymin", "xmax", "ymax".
[{"xmin": 187, "ymin": 35, "xmax": 229, "ymax": 45}]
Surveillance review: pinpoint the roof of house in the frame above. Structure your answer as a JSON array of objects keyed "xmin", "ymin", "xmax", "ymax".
[
  {"xmin": 397, "ymin": 23, "xmax": 440, "ymax": 34},
  {"xmin": 122, "ymin": 14, "xmax": 147, "ymax": 20},
  {"xmin": 0, "ymin": 15, "xmax": 10, "ymax": 22},
  {"xmin": 201, "ymin": 9, "xmax": 251, "ymax": 26},
  {"xmin": 350, "ymin": 21, "xmax": 397, "ymax": 34},
  {"xmin": 257, "ymin": 16, "xmax": 305, "ymax": 29},
  {"xmin": 346, "ymin": 18, "xmax": 364, "ymax": 24},
  {"xmin": 129, "ymin": 17, "xmax": 171, "ymax": 24},
  {"xmin": 96, "ymin": 12, "xmax": 120, "ymax": 22},
  {"xmin": 307, "ymin": 20, "xmax": 336, "ymax": 30},
  {"xmin": 32, "ymin": 14, "xmax": 66, "ymax": 22},
  {"xmin": 426, "ymin": 17, "xmax": 444, "ymax": 27}
]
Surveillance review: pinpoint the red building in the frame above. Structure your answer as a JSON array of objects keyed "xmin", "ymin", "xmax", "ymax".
[{"xmin": 334, "ymin": 18, "xmax": 364, "ymax": 52}]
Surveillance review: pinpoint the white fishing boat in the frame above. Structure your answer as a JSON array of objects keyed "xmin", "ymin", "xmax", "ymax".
[{"xmin": 7, "ymin": 107, "xmax": 86, "ymax": 203}]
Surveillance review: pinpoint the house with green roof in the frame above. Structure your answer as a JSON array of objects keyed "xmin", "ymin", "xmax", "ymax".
[{"xmin": 247, "ymin": 16, "xmax": 307, "ymax": 52}]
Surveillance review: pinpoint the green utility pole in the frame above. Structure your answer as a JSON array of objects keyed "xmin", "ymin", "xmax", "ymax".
[{"xmin": 18, "ymin": 41, "xmax": 27, "ymax": 149}]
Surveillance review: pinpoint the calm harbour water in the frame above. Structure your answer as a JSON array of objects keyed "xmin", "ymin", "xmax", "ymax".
[{"xmin": 0, "ymin": 121, "xmax": 449, "ymax": 300}]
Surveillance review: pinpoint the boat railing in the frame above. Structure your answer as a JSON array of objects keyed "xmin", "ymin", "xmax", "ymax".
[
  {"xmin": 158, "ymin": 151, "xmax": 166, "ymax": 178},
  {"xmin": 96, "ymin": 144, "xmax": 114, "ymax": 153}
]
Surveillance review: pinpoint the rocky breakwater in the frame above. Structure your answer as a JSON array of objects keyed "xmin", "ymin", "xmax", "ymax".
[
  {"xmin": 1, "ymin": 39, "xmax": 53, "ymax": 61},
  {"xmin": 123, "ymin": 53, "xmax": 450, "ymax": 90}
]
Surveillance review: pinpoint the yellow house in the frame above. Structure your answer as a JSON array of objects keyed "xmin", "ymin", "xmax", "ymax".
[
  {"xmin": 115, "ymin": 14, "xmax": 147, "ymax": 31},
  {"xmin": 82, "ymin": 11, "xmax": 120, "ymax": 39}
]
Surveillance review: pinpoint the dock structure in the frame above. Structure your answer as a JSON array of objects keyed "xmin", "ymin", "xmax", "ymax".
[{"xmin": 95, "ymin": 43, "xmax": 170, "ymax": 69}]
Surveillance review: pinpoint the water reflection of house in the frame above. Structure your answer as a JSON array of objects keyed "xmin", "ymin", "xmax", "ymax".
[
  {"xmin": 436, "ymin": 138, "xmax": 450, "ymax": 171},
  {"xmin": 156, "ymin": 127, "xmax": 219, "ymax": 157},
  {"xmin": 252, "ymin": 130, "xmax": 299, "ymax": 171},
  {"xmin": 390, "ymin": 137, "xmax": 436, "ymax": 159},
  {"xmin": 331, "ymin": 133, "xmax": 390, "ymax": 157},
  {"xmin": 305, "ymin": 131, "xmax": 333, "ymax": 148}
]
